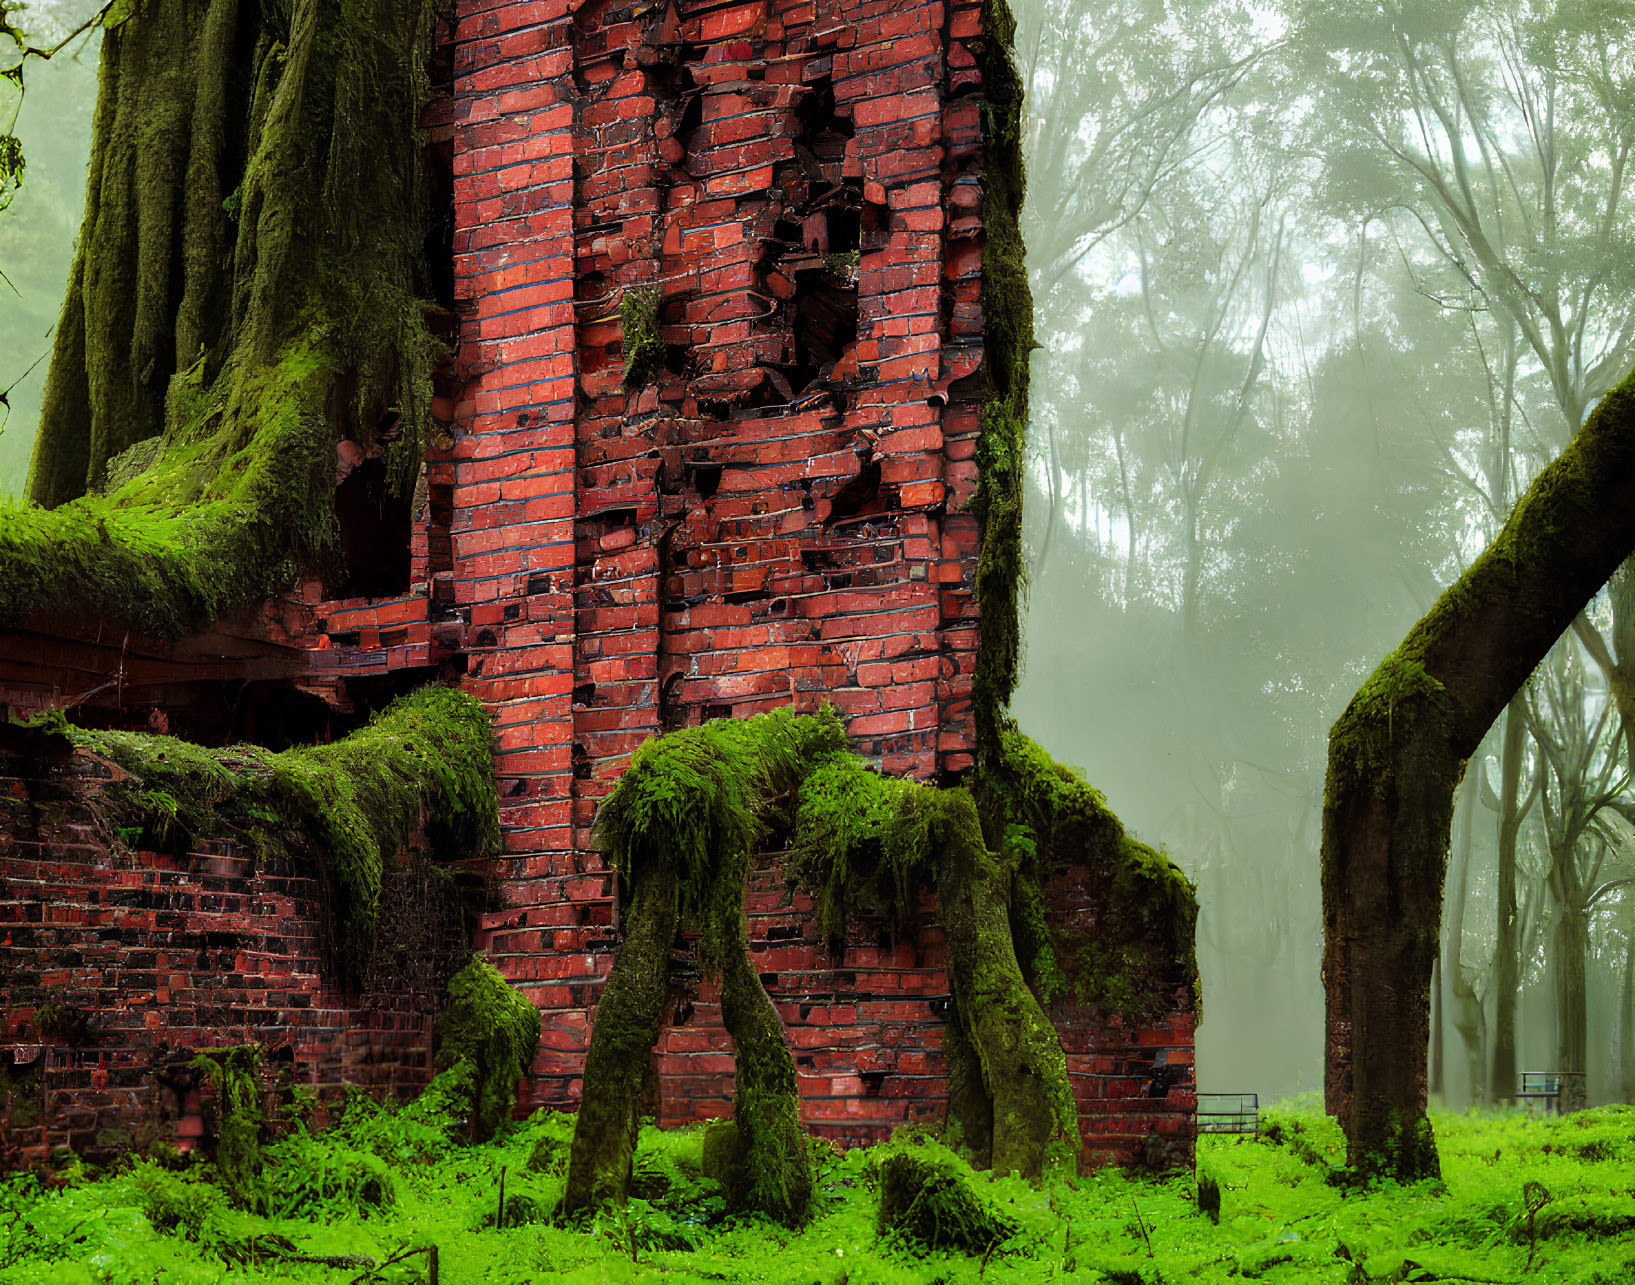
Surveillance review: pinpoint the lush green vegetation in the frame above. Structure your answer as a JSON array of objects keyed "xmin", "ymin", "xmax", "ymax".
[{"xmin": 6, "ymin": 1096, "xmax": 1632, "ymax": 1283}]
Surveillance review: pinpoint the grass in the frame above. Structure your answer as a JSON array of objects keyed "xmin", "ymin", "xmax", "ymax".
[{"xmin": 4, "ymin": 1095, "xmax": 1633, "ymax": 1284}]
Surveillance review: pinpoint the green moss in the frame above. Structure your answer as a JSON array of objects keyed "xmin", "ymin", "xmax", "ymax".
[
  {"xmin": 189, "ymin": 1045, "xmax": 265, "ymax": 1205},
  {"xmin": 596, "ymin": 705, "xmax": 845, "ymax": 963},
  {"xmin": 61, "ymin": 685, "xmax": 498, "ymax": 978},
  {"xmin": 619, "ymin": 286, "xmax": 665, "ymax": 389},
  {"xmin": 974, "ymin": 723, "xmax": 1199, "ymax": 1025},
  {"xmin": 572, "ymin": 708, "xmax": 851, "ymax": 1224},
  {"xmin": 434, "ymin": 954, "xmax": 542, "ymax": 1143},
  {"xmin": 786, "ymin": 750, "xmax": 934, "ymax": 951},
  {"xmin": 9, "ymin": 0, "xmax": 439, "ymax": 638},
  {"xmin": 874, "ymin": 1137, "xmax": 1018, "ymax": 1255}
]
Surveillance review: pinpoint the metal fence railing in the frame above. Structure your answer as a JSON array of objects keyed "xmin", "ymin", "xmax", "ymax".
[
  {"xmin": 1197, "ymin": 1092, "xmax": 1259, "ymax": 1136},
  {"xmin": 1517, "ymin": 1072, "xmax": 1585, "ymax": 1116}
]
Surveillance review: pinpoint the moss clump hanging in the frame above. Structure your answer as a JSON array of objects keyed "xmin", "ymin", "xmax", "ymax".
[
  {"xmin": 5, "ymin": 0, "xmax": 440, "ymax": 638},
  {"xmin": 433, "ymin": 954, "xmax": 542, "ymax": 1142},
  {"xmin": 786, "ymin": 749, "xmax": 934, "ymax": 951},
  {"xmin": 189, "ymin": 1045, "xmax": 265, "ymax": 1205},
  {"xmin": 58, "ymin": 685, "xmax": 498, "ymax": 978},
  {"xmin": 975, "ymin": 723, "xmax": 1199, "ymax": 1023}
]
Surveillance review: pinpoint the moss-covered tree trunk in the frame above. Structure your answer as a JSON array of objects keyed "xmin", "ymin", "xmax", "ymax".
[
  {"xmin": 714, "ymin": 891, "xmax": 812, "ymax": 1225},
  {"xmin": 1553, "ymin": 908, "xmax": 1590, "ymax": 1113},
  {"xmin": 943, "ymin": 1019, "xmax": 995, "ymax": 1170},
  {"xmin": 1323, "ymin": 372, "xmax": 1635, "ymax": 1178},
  {"xmin": 563, "ymin": 866, "xmax": 678, "ymax": 1213},
  {"xmin": 933, "ymin": 792, "xmax": 1075, "ymax": 1179},
  {"xmin": 10, "ymin": 0, "xmax": 435, "ymax": 638}
]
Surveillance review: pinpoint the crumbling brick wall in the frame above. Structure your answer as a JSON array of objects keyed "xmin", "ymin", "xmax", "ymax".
[
  {"xmin": 0, "ymin": 0, "xmax": 1196, "ymax": 1171},
  {"xmin": 0, "ymin": 748, "xmax": 464, "ymax": 1168}
]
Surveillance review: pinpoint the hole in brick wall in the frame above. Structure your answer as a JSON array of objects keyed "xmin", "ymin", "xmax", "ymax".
[
  {"xmin": 572, "ymin": 742, "xmax": 591, "ymax": 779},
  {"xmin": 422, "ymin": 35, "xmax": 457, "ymax": 311},
  {"xmin": 573, "ymin": 683, "xmax": 597, "ymax": 707},
  {"xmin": 688, "ymin": 461, "xmax": 723, "ymax": 498},
  {"xmin": 860, "ymin": 1070, "xmax": 889, "ymax": 1096},
  {"xmin": 795, "ymin": 76, "xmax": 853, "ymax": 185},
  {"xmin": 677, "ymin": 88, "xmax": 705, "ymax": 148},
  {"xmin": 825, "ymin": 454, "xmax": 881, "ymax": 521},
  {"xmin": 703, "ymin": 703, "xmax": 732, "ymax": 722},
  {"xmin": 723, "ymin": 588, "xmax": 769, "ymax": 605},
  {"xmin": 430, "ymin": 579, "xmax": 459, "ymax": 623},
  {"xmin": 427, "ymin": 483, "xmax": 454, "ymax": 575},
  {"xmin": 861, "ymin": 196, "xmax": 890, "ymax": 252},
  {"xmin": 698, "ymin": 399, "xmax": 732, "ymax": 422},
  {"xmin": 327, "ymin": 458, "xmax": 412, "ymax": 600},
  {"xmin": 574, "ymin": 270, "xmax": 608, "ymax": 304},
  {"xmin": 0, "ymin": 1048, "xmax": 44, "ymax": 1135},
  {"xmin": 475, "ymin": 628, "xmax": 498, "ymax": 648},
  {"xmin": 789, "ymin": 267, "xmax": 858, "ymax": 394},
  {"xmin": 663, "ymin": 343, "xmax": 690, "ymax": 376},
  {"xmin": 659, "ymin": 672, "xmax": 685, "ymax": 731},
  {"xmin": 527, "ymin": 573, "xmax": 553, "ymax": 596}
]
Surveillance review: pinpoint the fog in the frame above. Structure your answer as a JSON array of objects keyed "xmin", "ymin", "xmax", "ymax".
[
  {"xmin": 5, "ymin": 0, "xmax": 1634, "ymax": 1111},
  {"xmin": 0, "ymin": 1, "xmax": 98, "ymax": 493},
  {"xmin": 1010, "ymin": 0, "xmax": 1635, "ymax": 1107}
]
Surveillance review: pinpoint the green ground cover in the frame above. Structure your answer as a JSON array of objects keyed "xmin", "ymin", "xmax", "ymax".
[{"xmin": 3, "ymin": 1094, "xmax": 1632, "ymax": 1283}]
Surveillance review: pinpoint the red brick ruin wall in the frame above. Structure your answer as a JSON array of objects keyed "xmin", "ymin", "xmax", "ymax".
[{"xmin": 0, "ymin": 0, "xmax": 1195, "ymax": 1170}]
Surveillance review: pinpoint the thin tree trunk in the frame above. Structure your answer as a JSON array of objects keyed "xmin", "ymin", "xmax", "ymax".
[
  {"xmin": 1492, "ymin": 698, "xmax": 1525, "ymax": 1103},
  {"xmin": 1430, "ymin": 955, "xmax": 1444, "ymax": 1099},
  {"xmin": 1322, "ymin": 372, "xmax": 1635, "ymax": 1178},
  {"xmin": 1620, "ymin": 926, "xmax": 1635, "ymax": 1103},
  {"xmin": 1554, "ymin": 907, "xmax": 1589, "ymax": 1112},
  {"xmin": 1446, "ymin": 771, "xmax": 1487, "ymax": 1104}
]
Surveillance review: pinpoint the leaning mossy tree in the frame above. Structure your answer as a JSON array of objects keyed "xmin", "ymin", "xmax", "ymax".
[
  {"xmin": 1322, "ymin": 370, "xmax": 1635, "ymax": 1180},
  {"xmin": 3, "ymin": 0, "xmax": 441, "ymax": 637}
]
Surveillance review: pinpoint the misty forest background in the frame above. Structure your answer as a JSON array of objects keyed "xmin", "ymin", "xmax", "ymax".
[{"xmin": 5, "ymin": 0, "xmax": 1635, "ymax": 1111}]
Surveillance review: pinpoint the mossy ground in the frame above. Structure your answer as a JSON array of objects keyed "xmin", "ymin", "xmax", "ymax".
[{"xmin": 6, "ymin": 1098, "xmax": 1633, "ymax": 1283}]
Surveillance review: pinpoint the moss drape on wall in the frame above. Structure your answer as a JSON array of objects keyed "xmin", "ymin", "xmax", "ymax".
[{"xmin": 5, "ymin": 0, "xmax": 438, "ymax": 638}]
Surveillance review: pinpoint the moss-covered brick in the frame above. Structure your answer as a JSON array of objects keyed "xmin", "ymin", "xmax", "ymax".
[
  {"xmin": 54, "ymin": 685, "xmax": 499, "ymax": 979},
  {"xmin": 974, "ymin": 723, "xmax": 1199, "ymax": 1024}
]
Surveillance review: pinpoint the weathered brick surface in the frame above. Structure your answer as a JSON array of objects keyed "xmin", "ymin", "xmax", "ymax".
[
  {"xmin": 0, "ymin": 753, "xmax": 457, "ymax": 1169},
  {"xmin": 0, "ymin": 0, "xmax": 1196, "ymax": 1172}
]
